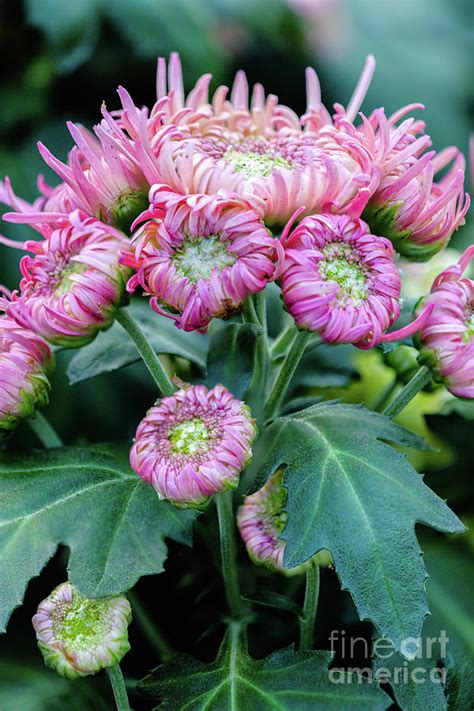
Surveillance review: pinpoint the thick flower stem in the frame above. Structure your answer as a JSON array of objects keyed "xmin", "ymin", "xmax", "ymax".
[
  {"xmin": 128, "ymin": 591, "xmax": 173, "ymax": 662},
  {"xmin": 299, "ymin": 562, "xmax": 320, "ymax": 651},
  {"xmin": 116, "ymin": 308, "xmax": 175, "ymax": 396},
  {"xmin": 28, "ymin": 411, "xmax": 63, "ymax": 449},
  {"xmin": 264, "ymin": 331, "xmax": 311, "ymax": 421},
  {"xmin": 106, "ymin": 664, "xmax": 131, "ymax": 711},
  {"xmin": 372, "ymin": 377, "xmax": 398, "ymax": 412},
  {"xmin": 216, "ymin": 491, "xmax": 243, "ymax": 619},
  {"xmin": 382, "ymin": 365, "xmax": 432, "ymax": 419}
]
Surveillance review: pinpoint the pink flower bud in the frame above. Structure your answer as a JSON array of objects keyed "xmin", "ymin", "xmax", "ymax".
[
  {"xmin": 123, "ymin": 190, "xmax": 283, "ymax": 332},
  {"xmin": 237, "ymin": 471, "xmax": 323, "ymax": 575},
  {"xmin": 0, "ymin": 211, "xmax": 131, "ymax": 347},
  {"xmin": 279, "ymin": 213, "xmax": 428, "ymax": 347},
  {"xmin": 0, "ymin": 315, "xmax": 53, "ymax": 431},
  {"xmin": 130, "ymin": 384, "xmax": 256, "ymax": 508},
  {"xmin": 416, "ymin": 246, "xmax": 474, "ymax": 398},
  {"xmin": 32, "ymin": 582, "xmax": 131, "ymax": 679}
]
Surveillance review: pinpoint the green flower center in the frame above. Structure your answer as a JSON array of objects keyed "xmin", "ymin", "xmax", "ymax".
[
  {"xmin": 264, "ymin": 473, "xmax": 288, "ymax": 535},
  {"xmin": 173, "ymin": 235, "xmax": 235, "ymax": 282},
  {"xmin": 224, "ymin": 148, "xmax": 292, "ymax": 178},
  {"xmin": 168, "ymin": 418, "xmax": 211, "ymax": 455},
  {"xmin": 51, "ymin": 592, "xmax": 112, "ymax": 652},
  {"xmin": 319, "ymin": 243, "xmax": 368, "ymax": 302},
  {"xmin": 463, "ymin": 307, "xmax": 474, "ymax": 342},
  {"xmin": 55, "ymin": 262, "xmax": 88, "ymax": 296}
]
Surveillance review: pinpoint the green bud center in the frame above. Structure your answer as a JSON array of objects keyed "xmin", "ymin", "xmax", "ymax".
[
  {"xmin": 463, "ymin": 307, "xmax": 474, "ymax": 342},
  {"xmin": 51, "ymin": 592, "xmax": 112, "ymax": 652},
  {"xmin": 55, "ymin": 262, "xmax": 88, "ymax": 296},
  {"xmin": 319, "ymin": 243, "xmax": 368, "ymax": 302},
  {"xmin": 173, "ymin": 235, "xmax": 235, "ymax": 282},
  {"xmin": 264, "ymin": 473, "xmax": 288, "ymax": 535},
  {"xmin": 168, "ymin": 418, "xmax": 211, "ymax": 455},
  {"xmin": 110, "ymin": 188, "xmax": 149, "ymax": 232},
  {"xmin": 224, "ymin": 148, "xmax": 292, "ymax": 178}
]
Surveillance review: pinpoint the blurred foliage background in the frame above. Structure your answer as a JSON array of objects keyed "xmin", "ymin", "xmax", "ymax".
[{"xmin": 0, "ymin": 1, "xmax": 473, "ymax": 709}]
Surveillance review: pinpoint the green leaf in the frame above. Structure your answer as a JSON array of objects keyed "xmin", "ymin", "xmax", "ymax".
[
  {"xmin": 205, "ymin": 323, "xmax": 258, "ymax": 399},
  {"xmin": 242, "ymin": 591, "xmax": 302, "ymax": 618},
  {"xmin": 372, "ymin": 636, "xmax": 447, "ymax": 711},
  {"xmin": 290, "ymin": 343, "xmax": 358, "ymax": 391},
  {"xmin": 67, "ymin": 301, "xmax": 207, "ymax": 385},
  {"xmin": 139, "ymin": 622, "xmax": 390, "ymax": 709},
  {"xmin": 247, "ymin": 401, "xmax": 464, "ymax": 656},
  {"xmin": 0, "ymin": 659, "xmax": 109, "ymax": 711},
  {"xmin": 0, "ymin": 447, "xmax": 198, "ymax": 632}
]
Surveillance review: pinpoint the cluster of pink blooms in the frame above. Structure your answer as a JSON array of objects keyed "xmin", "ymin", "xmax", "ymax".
[{"xmin": 0, "ymin": 52, "xmax": 472, "ymax": 511}]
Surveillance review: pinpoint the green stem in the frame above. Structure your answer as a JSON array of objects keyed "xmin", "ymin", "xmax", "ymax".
[
  {"xmin": 372, "ymin": 377, "xmax": 398, "ymax": 412},
  {"xmin": 216, "ymin": 491, "xmax": 242, "ymax": 618},
  {"xmin": 264, "ymin": 331, "xmax": 311, "ymax": 421},
  {"xmin": 269, "ymin": 324, "xmax": 298, "ymax": 362},
  {"xmin": 242, "ymin": 297, "xmax": 260, "ymax": 326},
  {"xmin": 128, "ymin": 591, "xmax": 173, "ymax": 662},
  {"xmin": 116, "ymin": 308, "xmax": 175, "ymax": 395},
  {"xmin": 299, "ymin": 562, "xmax": 320, "ymax": 651},
  {"xmin": 28, "ymin": 411, "xmax": 62, "ymax": 449},
  {"xmin": 106, "ymin": 664, "xmax": 131, "ymax": 711},
  {"xmin": 382, "ymin": 365, "xmax": 432, "ymax": 419}
]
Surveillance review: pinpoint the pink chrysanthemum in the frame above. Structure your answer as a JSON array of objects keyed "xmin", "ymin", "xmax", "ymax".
[
  {"xmin": 0, "ymin": 314, "xmax": 53, "ymax": 431},
  {"xmin": 130, "ymin": 384, "xmax": 256, "ymax": 508},
  {"xmin": 37, "ymin": 122, "xmax": 153, "ymax": 230},
  {"xmin": 416, "ymin": 246, "xmax": 474, "ymax": 398},
  {"xmin": 237, "ymin": 471, "xmax": 311, "ymax": 576},
  {"xmin": 365, "ymin": 144, "xmax": 469, "ymax": 260},
  {"xmin": 32, "ymin": 582, "xmax": 131, "ymax": 679},
  {"xmin": 84, "ymin": 54, "xmax": 381, "ymax": 225},
  {"xmin": 0, "ymin": 210, "xmax": 131, "ymax": 347},
  {"xmin": 279, "ymin": 213, "xmax": 431, "ymax": 347},
  {"xmin": 123, "ymin": 188, "xmax": 283, "ymax": 331}
]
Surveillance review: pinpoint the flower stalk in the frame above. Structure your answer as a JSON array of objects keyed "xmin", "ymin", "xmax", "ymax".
[
  {"xmin": 28, "ymin": 411, "xmax": 62, "ymax": 449},
  {"xmin": 216, "ymin": 491, "xmax": 243, "ymax": 619},
  {"xmin": 116, "ymin": 308, "xmax": 175, "ymax": 396},
  {"xmin": 382, "ymin": 365, "xmax": 432, "ymax": 419},
  {"xmin": 265, "ymin": 331, "xmax": 311, "ymax": 421},
  {"xmin": 299, "ymin": 561, "xmax": 320, "ymax": 651},
  {"xmin": 106, "ymin": 664, "xmax": 131, "ymax": 711}
]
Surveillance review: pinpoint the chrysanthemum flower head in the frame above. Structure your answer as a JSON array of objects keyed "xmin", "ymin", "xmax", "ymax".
[
  {"xmin": 130, "ymin": 384, "xmax": 256, "ymax": 508},
  {"xmin": 279, "ymin": 213, "xmax": 431, "ymax": 348},
  {"xmin": 123, "ymin": 188, "xmax": 283, "ymax": 331},
  {"xmin": 89, "ymin": 53, "xmax": 381, "ymax": 226},
  {"xmin": 0, "ymin": 314, "xmax": 53, "ymax": 431},
  {"xmin": 364, "ymin": 127, "xmax": 469, "ymax": 260},
  {"xmin": 0, "ymin": 210, "xmax": 131, "ymax": 347},
  {"xmin": 37, "ymin": 122, "xmax": 151, "ymax": 231},
  {"xmin": 237, "ymin": 471, "xmax": 315, "ymax": 576},
  {"xmin": 32, "ymin": 582, "xmax": 131, "ymax": 679},
  {"xmin": 416, "ymin": 246, "xmax": 474, "ymax": 398}
]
